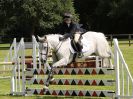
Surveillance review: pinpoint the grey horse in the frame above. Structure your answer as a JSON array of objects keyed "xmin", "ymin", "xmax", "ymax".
[{"xmin": 38, "ymin": 31, "xmax": 113, "ymax": 90}]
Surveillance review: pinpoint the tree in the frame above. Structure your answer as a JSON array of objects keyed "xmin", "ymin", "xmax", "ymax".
[
  {"xmin": 109, "ymin": 0, "xmax": 133, "ymax": 33},
  {"xmin": 74, "ymin": 0, "xmax": 133, "ymax": 34},
  {"xmin": 0, "ymin": 0, "xmax": 78, "ymax": 38}
]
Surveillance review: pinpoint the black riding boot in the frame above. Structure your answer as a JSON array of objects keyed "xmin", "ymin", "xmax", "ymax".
[{"xmin": 76, "ymin": 42, "xmax": 83, "ymax": 58}]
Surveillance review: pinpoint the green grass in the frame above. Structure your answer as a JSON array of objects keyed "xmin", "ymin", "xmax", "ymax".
[
  {"xmin": 119, "ymin": 45, "xmax": 133, "ymax": 75},
  {"xmin": 0, "ymin": 43, "xmax": 133, "ymax": 99}
]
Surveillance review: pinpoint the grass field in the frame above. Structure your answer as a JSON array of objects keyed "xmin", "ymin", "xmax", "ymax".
[{"xmin": 0, "ymin": 42, "xmax": 133, "ymax": 99}]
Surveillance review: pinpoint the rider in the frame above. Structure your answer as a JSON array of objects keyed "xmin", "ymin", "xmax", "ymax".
[{"xmin": 58, "ymin": 12, "xmax": 83, "ymax": 57}]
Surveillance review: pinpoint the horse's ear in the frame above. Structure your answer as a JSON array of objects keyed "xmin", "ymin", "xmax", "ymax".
[
  {"xmin": 44, "ymin": 36, "xmax": 47, "ymax": 40},
  {"xmin": 37, "ymin": 35, "xmax": 47, "ymax": 42}
]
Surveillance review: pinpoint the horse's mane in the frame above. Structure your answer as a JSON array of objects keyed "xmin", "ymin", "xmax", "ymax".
[
  {"xmin": 46, "ymin": 34, "xmax": 62, "ymax": 40},
  {"xmin": 46, "ymin": 34, "xmax": 62, "ymax": 36}
]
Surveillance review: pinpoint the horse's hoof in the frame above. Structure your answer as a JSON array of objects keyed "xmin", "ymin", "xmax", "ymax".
[
  {"xmin": 49, "ymin": 78, "xmax": 55, "ymax": 84},
  {"xmin": 44, "ymin": 86, "xmax": 49, "ymax": 91},
  {"xmin": 50, "ymin": 78, "xmax": 55, "ymax": 82}
]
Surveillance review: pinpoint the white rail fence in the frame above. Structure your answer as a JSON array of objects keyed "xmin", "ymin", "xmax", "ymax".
[
  {"xmin": 0, "ymin": 38, "xmax": 17, "ymax": 79},
  {"xmin": 11, "ymin": 36, "xmax": 42, "ymax": 95},
  {"xmin": 114, "ymin": 39, "xmax": 133, "ymax": 99},
  {"xmin": 32, "ymin": 35, "xmax": 42, "ymax": 69},
  {"xmin": 10, "ymin": 38, "xmax": 25, "ymax": 95},
  {"xmin": 3, "ymin": 38, "xmax": 17, "ymax": 71}
]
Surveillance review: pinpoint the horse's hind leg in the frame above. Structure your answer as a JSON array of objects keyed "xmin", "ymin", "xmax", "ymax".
[
  {"xmin": 102, "ymin": 57, "xmax": 113, "ymax": 68},
  {"xmin": 109, "ymin": 58, "xmax": 114, "ymax": 68}
]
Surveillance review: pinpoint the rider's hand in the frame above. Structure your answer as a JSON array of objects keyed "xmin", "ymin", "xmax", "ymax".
[{"xmin": 59, "ymin": 37, "xmax": 64, "ymax": 41}]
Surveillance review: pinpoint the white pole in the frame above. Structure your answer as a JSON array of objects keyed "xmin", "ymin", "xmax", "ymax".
[
  {"xmin": 32, "ymin": 36, "xmax": 37, "ymax": 69},
  {"xmin": 11, "ymin": 38, "xmax": 16, "ymax": 95},
  {"xmin": 19, "ymin": 40, "xmax": 24, "ymax": 92},
  {"xmin": 121, "ymin": 64, "xmax": 124, "ymax": 96},
  {"xmin": 32, "ymin": 36, "xmax": 37, "ymax": 79},
  {"xmin": 127, "ymin": 75, "xmax": 129, "ymax": 96},
  {"xmin": 114, "ymin": 39, "xmax": 120, "ymax": 99},
  {"xmin": 21, "ymin": 38, "xmax": 25, "ymax": 95},
  {"xmin": 18, "ymin": 57, "xmax": 20, "ymax": 92}
]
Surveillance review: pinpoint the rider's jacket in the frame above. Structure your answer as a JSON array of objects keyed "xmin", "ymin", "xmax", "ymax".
[
  {"xmin": 58, "ymin": 22, "xmax": 80, "ymax": 34},
  {"xmin": 57, "ymin": 22, "xmax": 82, "ymax": 39}
]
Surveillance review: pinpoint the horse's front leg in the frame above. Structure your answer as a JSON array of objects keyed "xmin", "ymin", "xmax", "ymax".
[
  {"xmin": 44, "ymin": 67, "xmax": 54, "ymax": 90},
  {"xmin": 52, "ymin": 57, "xmax": 69, "ymax": 68},
  {"xmin": 46, "ymin": 53, "xmax": 58, "ymax": 84},
  {"xmin": 43, "ymin": 62, "xmax": 54, "ymax": 91},
  {"xmin": 45, "ymin": 57, "xmax": 69, "ymax": 86},
  {"xmin": 44, "ymin": 57, "xmax": 69, "ymax": 91}
]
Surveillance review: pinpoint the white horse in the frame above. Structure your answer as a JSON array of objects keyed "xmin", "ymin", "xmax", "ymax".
[
  {"xmin": 38, "ymin": 31, "xmax": 113, "ymax": 68},
  {"xmin": 38, "ymin": 31, "xmax": 113, "ymax": 90}
]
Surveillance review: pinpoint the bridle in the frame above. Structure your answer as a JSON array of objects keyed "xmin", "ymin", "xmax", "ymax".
[
  {"xmin": 54, "ymin": 41, "xmax": 63, "ymax": 53},
  {"xmin": 39, "ymin": 41, "xmax": 49, "ymax": 62},
  {"xmin": 39, "ymin": 37, "xmax": 63, "ymax": 62}
]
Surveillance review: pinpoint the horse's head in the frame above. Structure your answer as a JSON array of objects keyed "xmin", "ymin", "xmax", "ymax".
[
  {"xmin": 38, "ymin": 34, "xmax": 62, "ymax": 63},
  {"xmin": 38, "ymin": 35, "xmax": 52, "ymax": 63}
]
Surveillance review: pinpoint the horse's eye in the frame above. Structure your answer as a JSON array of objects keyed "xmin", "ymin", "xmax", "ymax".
[{"xmin": 44, "ymin": 47, "xmax": 47, "ymax": 49}]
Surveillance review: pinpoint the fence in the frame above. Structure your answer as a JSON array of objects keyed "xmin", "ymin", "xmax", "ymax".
[
  {"xmin": 114, "ymin": 38, "xmax": 133, "ymax": 99},
  {"xmin": 10, "ymin": 38, "xmax": 25, "ymax": 95},
  {"xmin": 106, "ymin": 34, "xmax": 133, "ymax": 46}
]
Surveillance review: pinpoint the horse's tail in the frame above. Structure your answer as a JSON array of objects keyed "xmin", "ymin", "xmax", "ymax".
[
  {"xmin": 96, "ymin": 33, "xmax": 112, "ymax": 58},
  {"xmin": 96, "ymin": 33, "xmax": 114, "ymax": 68}
]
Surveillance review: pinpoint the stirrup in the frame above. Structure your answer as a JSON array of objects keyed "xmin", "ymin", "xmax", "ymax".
[{"xmin": 78, "ymin": 52, "xmax": 83, "ymax": 58}]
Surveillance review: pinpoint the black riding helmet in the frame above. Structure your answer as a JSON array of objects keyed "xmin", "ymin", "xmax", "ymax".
[{"xmin": 63, "ymin": 12, "xmax": 73, "ymax": 19}]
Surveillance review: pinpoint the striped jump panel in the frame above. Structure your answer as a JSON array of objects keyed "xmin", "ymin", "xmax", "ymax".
[
  {"xmin": 26, "ymin": 89, "xmax": 115, "ymax": 97},
  {"xmin": 26, "ymin": 78, "xmax": 115, "ymax": 86},
  {"xmin": 26, "ymin": 68, "xmax": 114, "ymax": 75}
]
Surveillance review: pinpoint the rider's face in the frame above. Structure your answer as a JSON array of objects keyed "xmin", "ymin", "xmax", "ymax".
[{"xmin": 64, "ymin": 18, "xmax": 71, "ymax": 24}]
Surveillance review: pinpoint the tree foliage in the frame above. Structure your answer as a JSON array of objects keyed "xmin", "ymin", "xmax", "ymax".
[
  {"xmin": 0, "ymin": 0, "xmax": 77, "ymax": 37},
  {"xmin": 74, "ymin": 0, "xmax": 133, "ymax": 34},
  {"xmin": 1, "ymin": 0, "xmax": 133, "ymax": 39}
]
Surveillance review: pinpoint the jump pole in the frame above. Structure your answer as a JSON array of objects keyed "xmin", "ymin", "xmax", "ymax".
[{"xmin": 0, "ymin": 62, "xmax": 15, "ymax": 65}]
